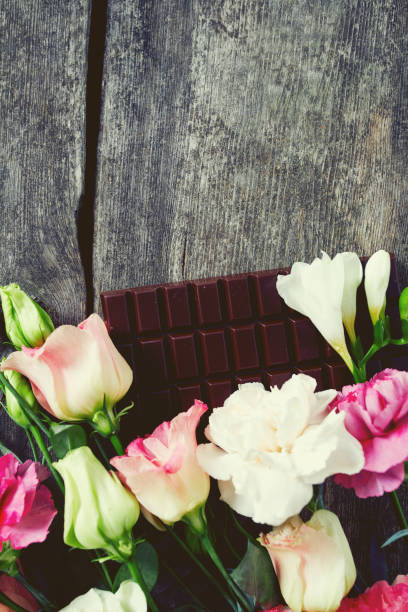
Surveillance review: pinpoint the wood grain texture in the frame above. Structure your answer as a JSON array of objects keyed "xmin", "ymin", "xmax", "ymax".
[
  {"xmin": 94, "ymin": 0, "xmax": 408, "ymax": 579},
  {"xmin": 0, "ymin": 0, "xmax": 89, "ymax": 455},
  {"xmin": 94, "ymin": 0, "xmax": 408, "ymax": 302}
]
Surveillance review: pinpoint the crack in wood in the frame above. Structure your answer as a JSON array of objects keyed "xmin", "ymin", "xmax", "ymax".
[{"xmin": 76, "ymin": 0, "xmax": 108, "ymax": 316}]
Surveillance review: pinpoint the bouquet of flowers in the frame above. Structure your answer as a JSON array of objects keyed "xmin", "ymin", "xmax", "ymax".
[{"xmin": 0, "ymin": 249, "xmax": 407, "ymax": 612}]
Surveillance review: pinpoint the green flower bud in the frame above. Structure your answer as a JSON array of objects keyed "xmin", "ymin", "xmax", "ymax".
[
  {"xmin": 399, "ymin": 287, "xmax": 408, "ymax": 321},
  {"xmin": 2, "ymin": 366, "xmax": 39, "ymax": 428},
  {"xmin": 0, "ymin": 283, "xmax": 54, "ymax": 349},
  {"xmin": 54, "ymin": 446, "xmax": 140, "ymax": 560},
  {"xmin": 399, "ymin": 287, "xmax": 408, "ymax": 340}
]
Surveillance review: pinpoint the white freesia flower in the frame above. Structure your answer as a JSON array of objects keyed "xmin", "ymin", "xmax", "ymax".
[
  {"xmin": 276, "ymin": 252, "xmax": 355, "ymax": 370},
  {"xmin": 197, "ymin": 377, "xmax": 364, "ymax": 526},
  {"xmin": 59, "ymin": 581, "xmax": 147, "ymax": 612},
  {"xmin": 364, "ymin": 249, "xmax": 391, "ymax": 325},
  {"xmin": 335, "ymin": 252, "xmax": 363, "ymax": 344}
]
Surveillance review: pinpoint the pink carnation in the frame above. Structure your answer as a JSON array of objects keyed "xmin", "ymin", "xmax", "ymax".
[
  {"xmin": 0, "ymin": 454, "xmax": 57, "ymax": 550},
  {"xmin": 330, "ymin": 368, "xmax": 408, "ymax": 497},
  {"xmin": 337, "ymin": 575, "xmax": 408, "ymax": 611}
]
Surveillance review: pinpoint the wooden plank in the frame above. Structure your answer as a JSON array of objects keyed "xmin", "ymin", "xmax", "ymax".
[
  {"xmin": 94, "ymin": 0, "xmax": 408, "ymax": 301},
  {"xmin": 94, "ymin": 0, "xmax": 408, "ymax": 579},
  {"xmin": 0, "ymin": 0, "xmax": 90, "ymax": 456}
]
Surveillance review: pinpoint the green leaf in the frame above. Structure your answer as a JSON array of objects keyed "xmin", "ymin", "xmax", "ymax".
[
  {"xmin": 49, "ymin": 423, "xmax": 87, "ymax": 459},
  {"xmin": 381, "ymin": 529, "xmax": 408, "ymax": 548},
  {"xmin": 113, "ymin": 541, "xmax": 159, "ymax": 592},
  {"xmin": 231, "ymin": 540, "xmax": 282, "ymax": 609}
]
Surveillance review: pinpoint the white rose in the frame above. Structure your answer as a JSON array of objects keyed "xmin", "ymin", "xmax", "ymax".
[
  {"xmin": 58, "ymin": 581, "xmax": 147, "ymax": 612},
  {"xmin": 276, "ymin": 252, "xmax": 361, "ymax": 370},
  {"xmin": 197, "ymin": 377, "xmax": 364, "ymax": 526},
  {"xmin": 364, "ymin": 249, "xmax": 391, "ymax": 325}
]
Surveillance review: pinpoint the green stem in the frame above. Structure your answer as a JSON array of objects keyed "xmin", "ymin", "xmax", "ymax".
[
  {"xmin": 15, "ymin": 572, "xmax": 55, "ymax": 609},
  {"xmin": 109, "ymin": 433, "xmax": 124, "ymax": 455},
  {"xmin": 391, "ymin": 337, "xmax": 408, "ymax": 346},
  {"xmin": 25, "ymin": 428, "xmax": 39, "ymax": 462},
  {"xmin": 93, "ymin": 435, "xmax": 111, "ymax": 469},
  {"xmin": 125, "ymin": 558, "xmax": 160, "ymax": 612},
  {"xmin": 29, "ymin": 426, "xmax": 64, "ymax": 494},
  {"xmin": 201, "ymin": 534, "xmax": 253, "ymax": 612},
  {"xmin": 161, "ymin": 558, "xmax": 210, "ymax": 611},
  {"xmin": 391, "ymin": 490, "xmax": 408, "ymax": 531},
  {"xmin": 166, "ymin": 526, "xmax": 236, "ymax": 610},
  {"xmin": 0, "ymin": 373, "xmax": 50, "ymax": 438},
  {"xmin": 229, "ymin": 509, "xmax": 260, "ymax": 549},
  {"xmin": 93, "ymin": 551, "xmax": 113, "ymax": 591},
  {"xmin": 0, "ymin": 589, "xmax": 29, "ymax": 612}
]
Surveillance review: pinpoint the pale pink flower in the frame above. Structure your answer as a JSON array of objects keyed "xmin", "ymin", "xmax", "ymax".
[
  {"xmin": 337, "ymin": 575, "xmax": 408, "ymax": 611},
  {"xmin": 261, "ymin": 510, "xmax": 355, "ymax": 612},
  {"xmin": 0, "ymin": 455, "xmax": 56, "ymax": 550},
  {"xmin": 0, "ymin": 314, "xmax": 132, "ymax": 430},
  {"xmin": 111, "ymin": 401, "xmax": 210, "ymax": 524},
  {"xmin": 0, "ymin": 574, "xmax": 39, "ymax": 612},
  {"xmin": 331, "ymin": 368, "xmax": 408, "ymax": 497}
]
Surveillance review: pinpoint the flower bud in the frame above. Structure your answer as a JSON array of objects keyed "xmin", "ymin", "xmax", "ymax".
[
  {"xmin": 399, "ymin": 287, "xmax": 408, "ymax": 339},
  {"xmin": 0, "ymin": 284, "xmax": 54, "ymax": 349},
  {"xmin": 261, "ymin": 510, "xmax": 356, "ymax": 612},
  {"xmin": 1, "ymin": 366, "xmax": 39, "ymax": 428},
  {"xmin": 364, "ymin": 250, "xmax": 391, "ymax": 325},
  {"xmin": 54, "ymin": 446, "xmax": 140, "ymax": 560}
]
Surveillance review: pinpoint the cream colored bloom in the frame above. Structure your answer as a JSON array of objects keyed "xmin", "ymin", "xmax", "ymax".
[
  {"xmin": 335, "ymin": 252, "xmax": 363, "ymax": 344},
  {"xmin": 364, "ymin": 250, "xmax": 391, "ymax": 325},
  {"xmin": 197, "ymin": 377, "xmax": 364, "ymax": 526},
  {"xmin": 59, "ymin": 581, "xmax": 147, "ymax": 612},
  {"xmin": 261, "ymin": 510, "xmax": 356, "ymax": 612},
  {"xmin": 276, "ymin": 252, "xmax": 354, "ymax": 370}
]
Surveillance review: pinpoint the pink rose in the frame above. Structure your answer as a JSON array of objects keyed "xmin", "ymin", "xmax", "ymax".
[
  {"xmin": 330, "ymin": 369, "xmax": 408, "ymax": 497},
  {"xmin": 0, "ymin": 574, "xmax": 39, "ymax": 612},
  {"xmin": 0, "ymin": 455, "xmax": 56, "ymax": 550},
  {"xmin": 111, "ymin": 401, "xmax": 210, "ymax": 524},
  {"xmin": 337, "ymin": 575, "xmax": 408, "ymax": 611},
  {"xmin": 1, "ymin": 314, "xmax": 132, "ymax": 433}
]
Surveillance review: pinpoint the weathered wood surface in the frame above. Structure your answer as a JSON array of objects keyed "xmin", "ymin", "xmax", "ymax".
[
  {"xmin": 94, "ymin": 0, "xmax": 408, "ymax": 303},
  {"xmin": 94, "ymin": 0, "xmax": 408, "ymax": 580},
  {"xmin": 0, "ymin": 0, "xmax": 89, "ymax": 454}
]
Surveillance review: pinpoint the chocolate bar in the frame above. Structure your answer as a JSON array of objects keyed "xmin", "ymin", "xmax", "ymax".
[{"xmin": 101, "ymin": 258, "xmax": 408, "ymax": 438}]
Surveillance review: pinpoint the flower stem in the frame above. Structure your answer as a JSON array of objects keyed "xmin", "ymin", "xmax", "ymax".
[
  {"xmin": 125, "ymin": 557, "xmax": 160, "ymax": 612},
  {"xmin": 15, "ymin": 571, "xmax": 55, "ymax": 609},
  {"xmin": 391, "ymin": 490, "xmax": 408, "ymax": 532},
  {"xmin": 0, "ymin": 589, "xmax": 29, "ymax": 612},
  {"xmin": 109, "ymin": 433, "xmax": 124, "ymax": 455},
  {"xmin": 29, "ymin": 425, "xmax": 64, "ymax": 494},
  {"xmin": 201, "ymin": 534, "xmax": 253, "ymax": 612},
  {"xmin": 25, "ymin": 427, "xmax": 39, "ymax": 462},
  {"xmin": 166, "ymin": 526, "xmax": 236, "ymax": 610},
  {"xmin": 93, "ymin": 550, "xmax": 113, "ymax": 591}
]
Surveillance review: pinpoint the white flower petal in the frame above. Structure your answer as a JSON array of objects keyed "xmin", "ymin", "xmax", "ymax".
[
  {"xmin": 292, "ymin": 411, "xmax": 364, "ymax": 483},
  {"xmin": 196, "ymin": 443, "xmax": 237, "ymax": 480},
  {"xmin": 334, "ymin": 252, "xmax": 363, "ymax": 342},
  {"xmin": 364, "ymin": 250, "xmax": 391, "ymax": 324}
]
